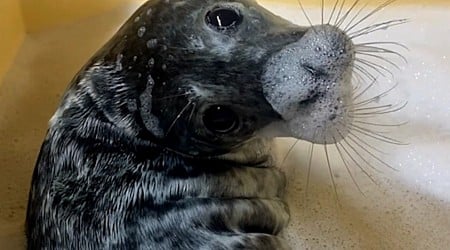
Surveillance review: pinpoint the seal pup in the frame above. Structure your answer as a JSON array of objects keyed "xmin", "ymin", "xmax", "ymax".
[{"xmin": 26, "ymin": 0, "xmax": 361, "ymax": 249}]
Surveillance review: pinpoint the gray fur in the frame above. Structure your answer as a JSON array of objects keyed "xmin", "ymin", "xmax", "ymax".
[{"xmin": 26, "ymin": 0, "xmax": 356, "ymax": 249}]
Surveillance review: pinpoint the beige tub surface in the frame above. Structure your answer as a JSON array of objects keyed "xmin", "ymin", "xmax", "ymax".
[{"xmin": 1, "ymin": 1, "xmax": 450, "ymax": 249}]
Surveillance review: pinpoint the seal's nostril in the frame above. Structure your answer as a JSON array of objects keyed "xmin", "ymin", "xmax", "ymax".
[
  {"xmin": 302, "ymin": 64, "xmax": 316, "ymax": 75},
  {"xmin": 299, "ymin": 91, "xmax": 320, "ymax": 106},
  {"xmin": 302, "ymin": 64, "xmax": 326, "ymax": 78}
]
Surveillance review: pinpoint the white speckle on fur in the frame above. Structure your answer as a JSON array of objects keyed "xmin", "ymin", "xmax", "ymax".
[
  {"xmin": 190, "ymin": 85, "xmax": 213, "ymax": 99},
  {"xmin": 173, "ymin": 1, "xmax": 187, "ymax": 8},
  {"xmin": 189, "ymin": 35, "xmax": 205, "ymax": 50},
  {"xmin": 138, "ymin": 26, "xmax": 146, "ymax": 38},
  {"xmin": 146, "ymin": 8, "xmax": 152, "ymax": 16},
  {"xmin": 115, "ymin": 54, "xmax": 123, "ymax": 71},
  {"xmin": 210, "ymin": 36, "xmax": 236, "ymax": 59},
  {"xmin": 146, "ymin": 39, "xmax": 158, "ymax": 49}
]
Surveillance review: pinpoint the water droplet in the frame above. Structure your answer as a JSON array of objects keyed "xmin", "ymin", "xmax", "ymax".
[
  {"xmin": 146, "ymin": 8, "xmax": 153, "ymax": 16},
  {"xmin": 134, "ymin": 16, "xmax": 141, "ymax": 22},
  {"xmin": 161, "ymin": 64, "xmax": 167, "ymax": 70},
  {"xmin": 133, "ymin": 56, "xmax": 138, "ymax": 62},
  {"xmin": 138, "ymin": 26, "xmax": 146, "ymax": 38}
]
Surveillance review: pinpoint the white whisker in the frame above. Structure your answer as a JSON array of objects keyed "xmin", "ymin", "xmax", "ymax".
[
  {"xmin": 334, "ymin": 137, "xmax": 366, "ymax": 196},
  {"xmin": 166, "ymin": 101, "xmax": 193, "ymax": 136},
  {"xmin": 346, "ymin": 0, "xmax": 398, "ymax": 33}
]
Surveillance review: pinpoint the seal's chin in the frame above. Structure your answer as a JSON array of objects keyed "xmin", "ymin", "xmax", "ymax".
[
  {"xmin": 259, "ymin": 89, "xmax": 353, "ymax": 145},
  {"xmin": 261, "ymin": 24, "xmax": 355, "ymax": 145}
]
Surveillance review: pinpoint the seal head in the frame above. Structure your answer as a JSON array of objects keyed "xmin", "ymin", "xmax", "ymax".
[{"xmin": 68, "ymin": 0, "xmax": 355, "ymax": 158}]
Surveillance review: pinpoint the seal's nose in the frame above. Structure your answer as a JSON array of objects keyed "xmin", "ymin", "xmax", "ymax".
[
  {"xmin": 295, "ymin": 25, "xmax": 355, "ymax": 77},
  {"xmin": 261, "ymin": 24, "xmax": 355, "ymax": 144}
]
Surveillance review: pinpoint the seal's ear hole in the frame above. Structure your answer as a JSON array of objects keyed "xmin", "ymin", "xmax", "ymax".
[
  {"xmin": 203, "ymin": 105, "xmax": 239, "ymax": 134},
  {"xmin": 206, "ymin": 8, "xmax": 243, "ymax": 31}
]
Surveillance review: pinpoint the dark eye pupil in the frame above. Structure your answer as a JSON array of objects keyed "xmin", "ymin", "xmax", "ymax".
[
  {"xmin": 203, "ymin": 105, "xmax": 238, "ymax": 134},
  {"xmin": 206, "ymin": 8, "xmax": 242, "ymax": 30}
]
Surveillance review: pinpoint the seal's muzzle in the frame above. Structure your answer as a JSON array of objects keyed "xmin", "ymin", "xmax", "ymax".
[{"xmin": 262, "ymin": 25, "xmax": 355, "ymax": 144}]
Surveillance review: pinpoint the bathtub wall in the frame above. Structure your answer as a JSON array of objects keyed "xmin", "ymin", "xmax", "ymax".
[
  {"xmin": 0, "ymin": 0, "xmax": 25, "ymax": 83},
  {"xmin": 0, "ymin": 0, "xmax": 139, "ymax": 83},
  {"xmin": 20, "ymin": 0, "xmax": 139, "ymax": 33}
]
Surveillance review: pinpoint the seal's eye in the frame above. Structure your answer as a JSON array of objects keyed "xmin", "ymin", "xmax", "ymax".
[
  {"xmin": 203, "ymin": 105, "xmax": 239, "ymax": 134},
  {"xmin": 206, "ymin": 8, "xmax": 243, "ymax": 31}
]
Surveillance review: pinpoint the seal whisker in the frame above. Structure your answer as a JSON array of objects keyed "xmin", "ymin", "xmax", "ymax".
[
  {"xmin": 336, "ymin": 140, "xmax": 379, "ymax": 185},
  {"xmin": 352, "ymin": 82, "xmax": 399, "ymax": 107},
  {"xmin": 356, "ymin": 41, "xmax": 409, "ymax": 51},
  {"xmin": 334, "ymin": 0, "xmax": 347, "ymax": 26},
  {"xmin": 281, "ymin": 139, "xmax": 300, "ymax": 168},
  {"xmin": 356, "ymin": 57, "xmax": 396, "ymax": 75},
  {"xmin": 352, "ymin": 76, "xmax": 363, "ymax": 92},
  {"xmin": 351, "ymin": 101, "xmax": 407, "ymax": 115},
  {"xmin": 349, "ymin": 122, "xmax": 391, "ymax": 134},
  {"xmin": 356, "ymin": 41, "xmax": 407, "ymax": 47},
  {"xmin": 345, "ymin": 0, "xmax": 397, "ymax": 33},
  {"xmin": 350, "ymin": 19, "xmax": 408, "ymax": 39},
  {"xmin": 347, "ymin": 132, "xmax": 387, "ymax": 155},
  {"xmin": 336, "ymin": 0, "xmax": 360, "ymax": 28},
  {"xmin": 353, "ymin": 64, "xmax": 378, "ymax": 81},
  {"xmin": 338, "ymin": 132, "xmax": 384, "ymax": 173},
  {"xmin": 323, "ymin": 141, "xmax": 341, "ymax": 207},
  {"xmin": 187, "ymin": 102, "xmax": 197, "ymax": 127},
  {"xmin": 321, "ymin": 0, "xmax": 325, "ymax": 25},
  {"xmin": 348, "ymin": 124, "xmax": 407, "ymax": 145},
  {"xmin": 333, "ymin": 136, "xmax": 366, "ymax": 196},
  {"xmin": 356, "ymin": 45, "xmax": 408, "ymax": 63},
  {"xmin": 327, "ymin": 0, "xmax": 341, "ymax": 25},
  {"xmin": 353, "ymin": 120, "xmax": 408, "ymax": 127},
  {"xmin": 352, "ymin": 103, "xmax": 398, "ymax": 112},
  {"xmin": 304, "ymin": 142, "xmax": 315, "ymax": 207},
  {"xmin": 352, "ymin": 71, "xmax": 372, "ymax": 91},
  {"xmin": 343, "ymin": 3, "xmax": 369, "ymax": 32},
  {"xmin": 351, "ymin": 78, "xmax": 376, "ymax": 101},
  {"xmin": 355, "ymin": 58, "xmax": 393, "ymax": 78},
  {"xmin": 353, "ymin": 71, "xmax": 365, "ymax": 85},
  {"xmin": 356, "ymin": 52, "xmax": 401, "ymax": 70},
  {"xmin": 165, "ymin": 100, "xmax": 194, "ymax": 136},
  {"xmin": 348, "ymin": 125, "xmax": 404, "ymax": 145},
  {"xmin": 296, "ymin": 0, "xmax": 316, "ymax": 33},
  {"xmin": 345, "ymin": 132, "xmax": 398, "ymax": 171}
]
